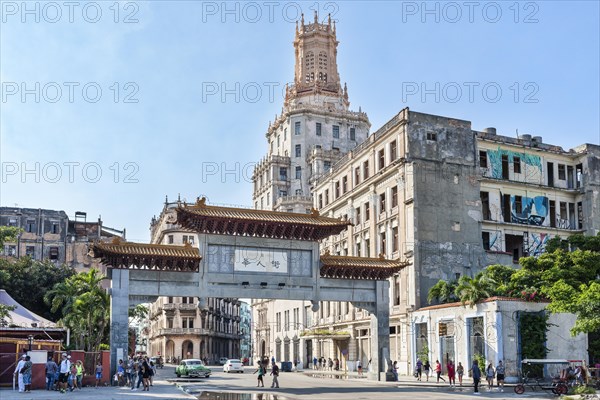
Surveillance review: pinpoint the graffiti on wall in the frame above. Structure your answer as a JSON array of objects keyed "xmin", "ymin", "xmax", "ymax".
[
  {"xmin": 525, "ymin": 233, "xmax": 551, "ymax": 257},
  {"xmin": 511, "ymin": 195, "xmax": 549, "ymax": 226},
  {"xmin": 486, "ymin": 148, "xmax": 542, "ymax": 182},
  {"xmin": 488, "ymin": 231, "xmax": 502, "ymax": 252}
]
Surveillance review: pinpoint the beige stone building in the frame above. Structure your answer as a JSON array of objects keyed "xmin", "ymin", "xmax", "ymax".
[{"xmin": 147, "ymin": 198, "xmax": 242, "ymax": 363}]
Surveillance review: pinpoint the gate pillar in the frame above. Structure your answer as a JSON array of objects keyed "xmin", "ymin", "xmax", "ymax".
[
  {"xmin": 110, "ymin": 269, "xmax": 130, "ymax": 381},
  {"xmin": 370, "ymin": 280, "xmax": 394, "ymax": 381}
]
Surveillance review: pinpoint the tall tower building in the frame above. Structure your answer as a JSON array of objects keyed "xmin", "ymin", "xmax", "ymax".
[
  {"xmin": 252, "ymin": 12, "xmax": 370, "ymax": 213},
  {"xmin": 251, "ymin": 13, "xmax": 369, "ymax": 367}
]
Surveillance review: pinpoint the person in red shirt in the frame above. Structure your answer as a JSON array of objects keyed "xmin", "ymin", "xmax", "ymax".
[
  {"xmin": 435, "ymin": 360, "xmax": 446, "ymax": 383},
  {"xmin": 447, "ymin": 360, "xmax": 456, "ymax": 387}
]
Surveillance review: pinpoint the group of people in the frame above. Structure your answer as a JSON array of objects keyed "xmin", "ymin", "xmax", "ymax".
[
  {"xmin": 254, "ymin": 359, "xmax": 280, "ymax": 388},
  {"xmin": 414, "ymin": 358, "xmax": 505, "ymax": 393},
  {"xmin": 116, "ymin": 355, "xmax": 156, "ymax": 391},
  {"xmin": 15, "ymin": 353, "xmax": 89, "ymax": 393},
  {"xmin": 312, "ymin": 356, "xmax": 340, "ymax": 371}
]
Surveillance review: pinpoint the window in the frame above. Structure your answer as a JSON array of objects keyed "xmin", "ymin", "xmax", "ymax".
[
  {"xmin": 295, "ymin": 189, "xmax": 302, "ymax": 195},
  {"xmin": 168, "ymin": 235, "xmax": 174, "ymax": 244},
  {"xmin": 277, "ymin": 135, "xmax": 280, "ymax": 147},
  {"xmin": 183, "ymin": 235, "xmax": 195, "ymax": 245},
  {"xmin": 5, "ymin": 245, "xmax": 16, "ymax": 256},
  {"xmin": 316, "ymin": 122, "xmax": 322, "ymax": 136},
  {"xmin": 515, "ymin": 195, "xmax": 523, "ymax": 214},
  {"xmin": 479, "ymin": 151, "xmax": 487, "ymax": 168},
  {"xmin": 380, "ymin": 232, "xmax": 386, "ymax": 255},
  {"xmin": 558, "ymin": 164, "xmax": 566, "ymax": 180},
  {"xmin": 393, "ymin": 275, "xmax": 400, "ymax": 306},
  {"xmin": 49, "ymin": 247, "xmax": 59, "ymax": 260},
  {"xmin": 391, "ymin": 186, "xmax": 398, "ymax": 208},
  {"xmin": 481, "ymin": 191, "xmax": 491, "ymax": 220},
  {"xmin": 324, "ymin": 161, "xmax": 331, "ymax": 172},
  {"xmin": 8, "ymin": 218, "xmax": 17, "ymax": 227},
  {"xmin": 295, "ymin": 121, "xmax": 301, "ymax": 135},
  {"xmin": 364, "ymin": 238, "xmax": 370, "ymax": 257},
  {"xmin": 280, "ymin": 167, "xmax": 288, "ymax": 181},
  {"xmin": 378, "ymin": 149, "xmax": 385, "ymax": 170},
  {"xmin": 354, "ymin": 167, "xmax": 360, "ymax": 185},
  {"xmin": 549, "ymin": 200, "xmax": 556, "ymax": 228},
  {"xmin": 342, "ymin": 176, "xmax": 348, "ymax": 193},
  {"xmin": 513, "ymin": 156, "xmax": 521, "ymax": 174},
  {"xmin": 25, "ymin": 246, "xmax": 35, "ymax": 257},
  {"xmin": 26, "ymin": 220, "xmax": 35, "ymax": 233},
  {"xmin": 295, "ymin": 144, "xmax": 301, "ymax": 158},
  {"xmin": 333, "ymin": 125, "xmax": 339, "ymax": 139},
  {"xmin": 284, "ymin": 310, "xmax": 289, "ymax": 330},
  {"xmin": 355, "ymin": 207, "xmax": 361, "ymax": 224},
  {"xmin": 182, "ymin": 317, "xmax": 194, "ymax": 329},
  {"xmin": 284, "ymin": 128, "xmax": 287, "ymax": 140},
  {"xmin": 324, "ymin": 189, "xmax": 329, "ymax": 205},
  {"xmin": 168, "ymin": 297, "xmax": 173, "ymax": 303},
  {"xmin": 390, "ymin": 140, "xmax": 397, "ymax": 161},
  {"xmin": 295, "ymin": 166, "xmax": 301, "ymax": 179},
  {"xmin": 318, "ymin": 194, "xmax": 323, "ymax": 209},
  {"xmin": 363, "ymin": 160, "xmax": 369, "ymax": 179},
  {"xmin": 167, "ymin": 317, "xmax": 174, "ymax": 328},
  {"xmin": 364, "ymin": 202, "xmax": 370, "ymax": 221},
  {"xmin": 51, "ymin": 222, "xmax": 59, "ymax": 234},
  {"xmin": 427, "ymin": 132, "xmax": 437, "ymax": 141},
  {"xmin": 350, "ymin": 127, "xmax": 356, "ymax": 141},
  {"xmin": 379, "ymin": 193, "xmax": 386, "ymax": 214},
  {"xmin": 334, "ymin": 181, "xmax": 340, "ymax": 198},
  {"xmin": 482, "ymin": 232, "xmax": 490, "ymax": 250},
  {"xmin": 276, "ymin": 313, "xmax": 281, "ymax": 331},
  {"xmin": 392, "ymin": 227, "xmax": 398, "ymax": 252}
]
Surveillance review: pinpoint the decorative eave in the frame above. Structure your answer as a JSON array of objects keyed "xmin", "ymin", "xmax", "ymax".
[
  {"xmin": 320, "ymin": 253, "xmax": 408, "ymax": 280},
  {"xmin": 176, "ymin": 198, "xmax": 350, "ymax": 241},
  {"xmin": 89, "ymin": 238, "xmax": 201, "ymax": 272}
]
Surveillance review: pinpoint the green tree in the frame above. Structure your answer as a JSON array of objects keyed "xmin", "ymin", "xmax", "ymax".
[
  {"xmin": 0, "ymin": 226, "xmax": 21, "ymax": 249},
  {"xmin": 546, "ymin": 280, "xmax": 600, "ymax": 335},
  {"xmin": 0, "ymin": 304, "xmax": 17, "ymax": 327},
  {"xmin": 427, "ymin": 280, "xmax": 458, "ymax": 304},
  {"xmin": 455, "ymin": 273, "xmax": 496, "ymax": 307},
  {"xmin": 44, "ymin": 269, "xmax": 110, "ymax": 352},
  {"xmin": 0, "ymin": 257, "xmax": 75, "ymax": 321}
]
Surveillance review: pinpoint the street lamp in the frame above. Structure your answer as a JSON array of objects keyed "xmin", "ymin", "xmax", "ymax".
[{"xmin": 27, "ymin": 335, "xmax": 33, "ymax": 352}]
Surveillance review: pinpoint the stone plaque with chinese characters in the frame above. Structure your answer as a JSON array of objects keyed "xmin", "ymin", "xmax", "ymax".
[{"xmin": 234, "ymin": 247, "xmax": 288, "ymax": 273}]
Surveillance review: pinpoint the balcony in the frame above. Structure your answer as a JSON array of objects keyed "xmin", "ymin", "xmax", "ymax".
[
  {"xmin": 158, "ymin": 328, "xmax": 210, "ymax": 336},
  {"xmin": 275, "ymin": 195, "xmax": 313, "ymax": 209}
]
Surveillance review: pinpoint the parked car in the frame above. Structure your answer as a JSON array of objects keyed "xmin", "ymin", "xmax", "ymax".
[
  {"xmin": 223, "ymin": 359, "xmax": 244, "ymax": 373},
  {"xmin": 219, "ymin": 357, "xmax": 228, "ymax": 365},
  {"xmin": 175, "ymin": 359, "xmax": 211, "ymax": 378}
]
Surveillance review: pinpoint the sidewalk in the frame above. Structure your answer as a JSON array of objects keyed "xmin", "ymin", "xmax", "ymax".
[{"xmin": 0, "ymin": 378, "xmax": 195, "ymax": 400}]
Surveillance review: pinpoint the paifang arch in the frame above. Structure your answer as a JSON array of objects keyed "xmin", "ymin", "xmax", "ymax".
[{"xmin": 90, "ymin": 198, "xmax": 409, "ymax": 381}]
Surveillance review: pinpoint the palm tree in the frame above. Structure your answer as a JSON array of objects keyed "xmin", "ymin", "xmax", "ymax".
[
  {"xmin": 427, "ymin": 280, "xmax": 458, "ymax": 304},
  {"xmin": 455, "ymin": 273, "xmax": 496, "ymax": 308}
]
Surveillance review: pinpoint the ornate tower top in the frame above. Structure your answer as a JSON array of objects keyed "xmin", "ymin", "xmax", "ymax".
[{"xmin": 288, "ymin": 12, "xmax": 347, "ymax": 109}]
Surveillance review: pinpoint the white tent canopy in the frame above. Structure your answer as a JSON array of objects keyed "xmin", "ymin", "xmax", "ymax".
[{"xmin": 0, "ymin": 289, "xmax": 56, "ymax": 328}]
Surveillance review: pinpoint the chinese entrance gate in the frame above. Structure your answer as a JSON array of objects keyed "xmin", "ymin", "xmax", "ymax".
[{"xmin": 91, "ymin": 198, "xmax": 407, "ymax": 381}]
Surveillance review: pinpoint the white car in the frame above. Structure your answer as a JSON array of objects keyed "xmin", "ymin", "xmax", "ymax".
[{"xmin": 223, "ymin": 359, "xmax": 244, "ymax": 373}]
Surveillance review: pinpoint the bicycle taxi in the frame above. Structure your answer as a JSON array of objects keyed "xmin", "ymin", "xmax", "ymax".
[{"xmin": 514, "ymin": 359, "xmax": 570, "ymax": 395}]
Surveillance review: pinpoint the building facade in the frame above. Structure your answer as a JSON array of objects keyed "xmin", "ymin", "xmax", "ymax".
[
  {"xmin": 146, "ymin": 197, "xmax": 242, "ymax": 364},
  {"xmin": 250, "ymin": 12, "xmax": 371, "ymax": 367},
  {"xmin": 0, "ymin": 207, "xmax": 124, "ymax": 272},
  {"xmin": 250, "ymin": 17, "xmax": 600, "ymax": 374}
]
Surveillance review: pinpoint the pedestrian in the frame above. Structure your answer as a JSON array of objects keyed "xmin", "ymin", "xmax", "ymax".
[
  {"xmin": 447, "ymin": 360, "xmax": 456, "ymax": 387},
  {"xmin": 456, "ymin": 362, "xmax": 464, "ymax": 386},
  {"xmin": 117, "ymin": 359, "xmax": 125, "ymax": 386},
  {"xmin": 95, "ymin": 360, "xmax": 103, "ymax": 388},
  {"xmin": 128, "ymin": 357, "xmax": 136, "ymax": 390},
  {"xmin": 69, "ymin": 358, "xmax": 77, "ymax": 391},
  {"xmin": 150, "ymin": 361, "xmax": 156, "ymax": 386},
  {"xmin": 392, "ymin": 361, "xmax": 398, "ymax": 381},
  {"xmin": 142, "ymin": 359, "xmax": 151, "ymax": 391},
  {"xmin": 496, "ymin": 360, "xmax": 505, "ymax": 392},
  {"xmin": 75, "ymin": 360, "xmax": 85, "ymax": 390},
  {"xmin": 14, "ymin": 354, "xmax": 26, "ymax": 392},
  {"xmin": 435, "ymin": 360, "xmax": 445, "ymax": 383},
  {"xmin": 334, "ymin": 358, "xmax": 340, "ymax": 371},
  {"xmin": 367, "ymin": 359, "xmax": 372, "ymax": 373},
  {"xmin": 313, "ymin": 356, "xmax": 317, "ymax": 370},
  {"xmin": 270, "ymin": 362, "xmax": 280, "ymax": 388},
  {"xmin": 136, "ymin": 358, "xmax": 144, "ymax": 389},
  {"xmin": 328, "ymin": 357, "xmax": 333, "ymax": 371},
  {"xmin": 415, "ymin": 358, "xmax": 422, "ymax": 381},
  {"xmin": 424, "ymin": 360, "xmax": 431, "ymax": 381},
  {"xmin": 357, "ymin": 359, "xmax": 363, "ymax": 376},
  {"xmin": 486, "ymin": 363, "xmax": 495, "ymax": 391},
  {"xmin": 254, "ymin": 362, "xmax": 265, "ymax": 387},
  {"xmin": 21, "ymin": 355, "xmax": 33, "ymax": 392},
  {"xmin": 58, "ymin": 353, "xmax": 71, "ymax": 393},
  {"xmin": 271, "ymin": 356, "xmax": 275, "ymax": 366},
  {"xmin": 46, "ymin": 355, "xmax": 58, "ymax": 391},
  {"xmin": 471, "ymin": 359, "xmax": 481, "ymax": 394}
]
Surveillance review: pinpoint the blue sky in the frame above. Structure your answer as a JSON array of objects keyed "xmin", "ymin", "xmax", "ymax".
[{"xmin": 1, "ymin": 1, "xmax": 599, "ymax": 242}]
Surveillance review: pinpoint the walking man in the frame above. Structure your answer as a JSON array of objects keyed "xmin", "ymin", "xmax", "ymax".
[
  {"xmin": 471, "ymin": 359, "xmax": 482, "ymax": 394},
  {"xmin": 496, "ymin": 360, "xmax": 505, "ymax": 392},
  {"xmin": 46, "ymin": 356, "xmax": 58, "ymax": 391},
  {"xmin": 58, "ymin": 353, "xmax": 71, "ymax": 393},
  {"xmin": 14, "ymin": 354, "xmax": 26, "ymax": 392},
  {"xmin": 270, "ymin": 362, "xmax": 280, "ymax": 388},
  {"xmin": 313, "ymin": 356, "xmax": 317, "ymax": 370},
  {"xmin": 21, "ymin": 356, "xmax": 33, "ymax": 392}
]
